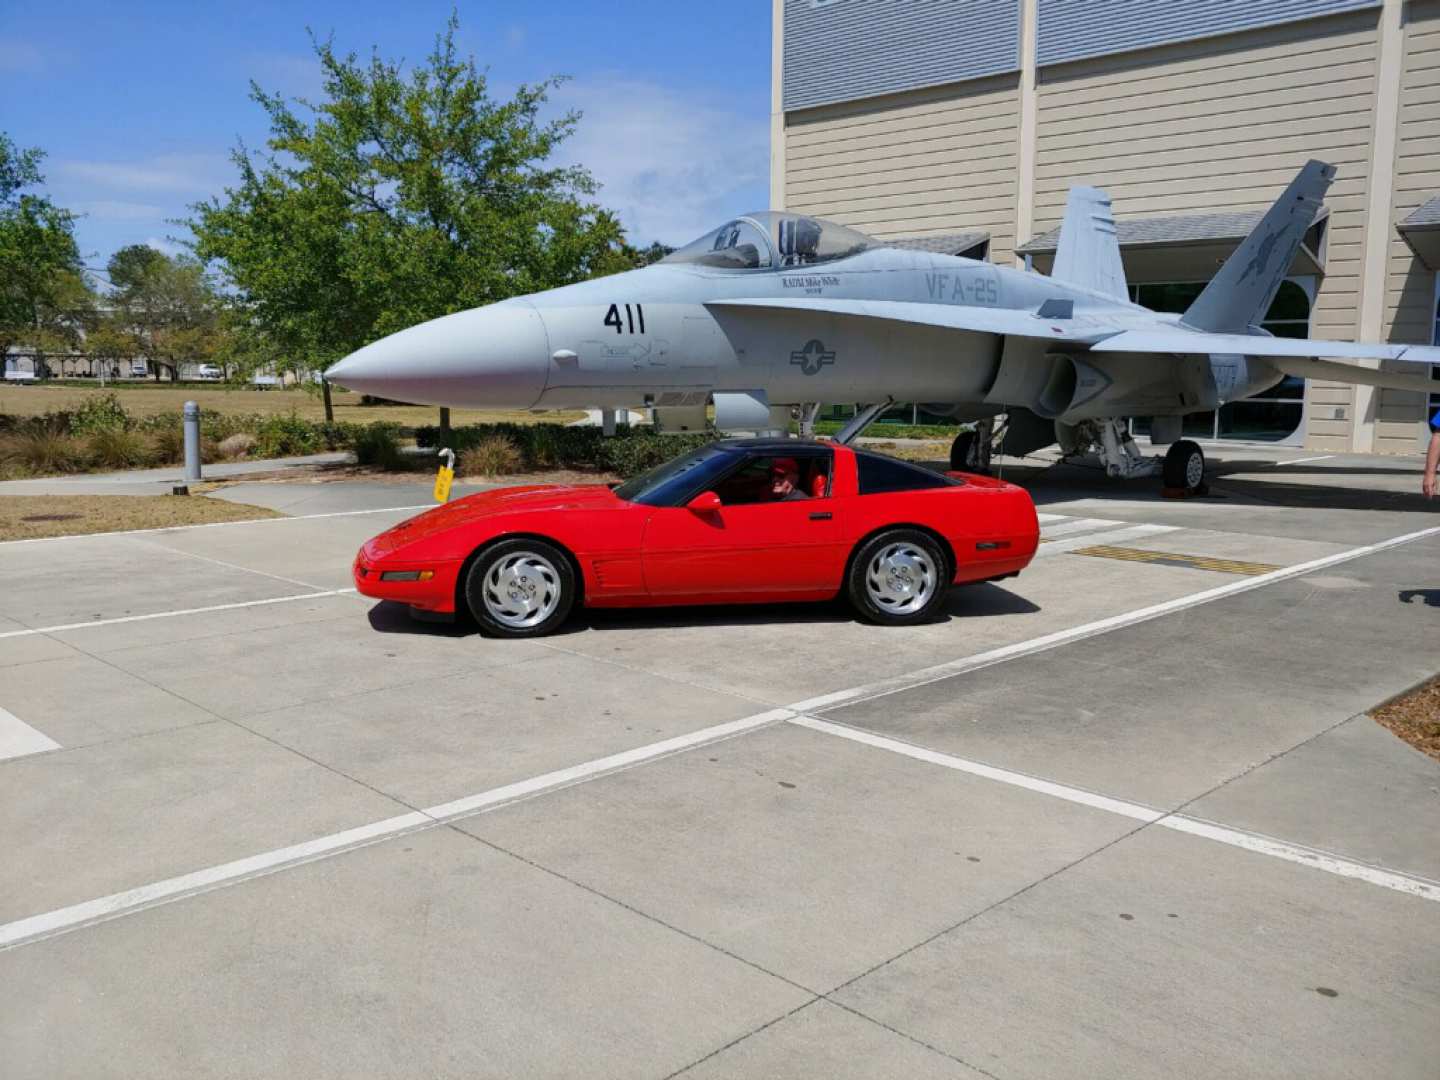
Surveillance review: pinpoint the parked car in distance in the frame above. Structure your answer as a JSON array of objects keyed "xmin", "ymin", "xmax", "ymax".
[
  {"xmin": 195, "ymin": 364, "xmax": 223, "ymax": 380},
  {"xmin": 129, "ymin": 360, "xmax": 148, "ymax": 378},
  {"xmin": 354, "ymin": 438, "xmax": 1040, "ymax": 637}
]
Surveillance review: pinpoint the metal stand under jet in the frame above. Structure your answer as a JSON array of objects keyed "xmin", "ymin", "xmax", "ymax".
[{"xmin": 326, "ymin": 160, "xmax": 1440, "ymax": 494}]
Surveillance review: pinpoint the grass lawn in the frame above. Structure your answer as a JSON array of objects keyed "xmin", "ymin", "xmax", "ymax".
[
  {"xmin": 0, "ymin": 494, "xmax": 284, "ymax": 540},
  {"xmin": 0, "ymin": 383, "xmax": 584, "ymax": 429}
]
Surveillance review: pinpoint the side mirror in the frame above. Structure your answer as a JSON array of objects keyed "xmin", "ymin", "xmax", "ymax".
[{"xmin": 686, "ymin": 491, "xmax": 722, "ymax": 513}]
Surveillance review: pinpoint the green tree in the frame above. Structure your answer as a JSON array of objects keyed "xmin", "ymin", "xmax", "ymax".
[
  {"xmin": 189, "ymin": 15, "xmax": 629, "ymax": 377},
  {"xmin": 0, "ymin": 133, "xmax": 87, "ymax": 368},
  {"xmin": 103, "ymin": 244, "xmax": 221, "ymax": 381}
]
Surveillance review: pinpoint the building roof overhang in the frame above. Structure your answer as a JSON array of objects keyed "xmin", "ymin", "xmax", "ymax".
[
  {"xmin": 1397, "ymin": 195, "xmax": 1440, "ymax": 270},
  {"xmin": 1017, "ymin": 207, "xmax": 1329, "ymax": 282},
  {"xmin": 883, "ymin": 231, "xmax": 991, "ymax": 260}
]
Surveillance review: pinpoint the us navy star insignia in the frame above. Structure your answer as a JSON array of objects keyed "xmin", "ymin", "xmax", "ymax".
[{"xmin": 789, "ymin": 338, "xmax": 836, "ymax": 376}]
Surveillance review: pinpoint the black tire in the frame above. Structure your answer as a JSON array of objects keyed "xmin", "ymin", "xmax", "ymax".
[
  {"xmin": 1162, "ymin": 439, "xmax": 1206, "ymax": 492},
  {"xmin": 846, "ymin": 529, "xmax": 951, "ymax": 626},
  {"xmin": 464, "ymin": 538, "xmax": 576, "ymax": 638},
  {"xmin": 949, "ymin": 431, "xmax": 976, "ymax": 471}
]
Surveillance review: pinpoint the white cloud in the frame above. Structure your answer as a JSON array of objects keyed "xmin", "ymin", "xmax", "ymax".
[
  {"xmin": 144, "ymin": 237, "xmax": 189, "ymax": 257},
  {"xmin": 550, "ymin": 76, "xmax": 769, "ymax": 248},
  {"xmin": 56, "ymin": 153, "xmax": 232, "ymax": 195},
  {"xmin": 73, "ymin": 200, "xmax": 168, "ymax": 222}
]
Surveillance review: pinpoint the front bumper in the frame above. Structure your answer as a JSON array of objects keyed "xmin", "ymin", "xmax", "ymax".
[{"xmin": 353, "ymin": 550, "xmax": 463, "ymax": 613}]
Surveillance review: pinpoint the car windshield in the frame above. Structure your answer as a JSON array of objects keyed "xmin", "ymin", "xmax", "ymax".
[
  {"xmin": 612, "ymin": 444, "xmax": 737, "ymax": 506},
  {"xmin": 662, "ymin": 212, "xmax": 873, "ymax": 270}
]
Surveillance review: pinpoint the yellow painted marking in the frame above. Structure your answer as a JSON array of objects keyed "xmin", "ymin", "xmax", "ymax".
[{"xmin": 1069, "ymin": 545, "xmax": 1281, "ymax": 576}]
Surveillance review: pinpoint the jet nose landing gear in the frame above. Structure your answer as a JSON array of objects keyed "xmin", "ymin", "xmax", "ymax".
[{"xmin": 949, "ymin": 417, "xmax": 995, "ymax": 474}]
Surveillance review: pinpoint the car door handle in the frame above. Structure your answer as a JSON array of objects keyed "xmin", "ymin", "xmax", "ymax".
[{"xmin": 809, "ymin": 512, "xmax": 832, "ymax": 520}]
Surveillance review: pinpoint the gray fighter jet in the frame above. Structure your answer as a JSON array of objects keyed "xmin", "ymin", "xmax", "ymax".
[{"xmin": 326, "ymin": 160, "xmax": 1440, "ymax": 491}]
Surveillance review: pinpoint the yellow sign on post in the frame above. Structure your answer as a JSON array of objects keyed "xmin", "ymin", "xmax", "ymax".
[{"xmin": 433, "ymin": 447, "xmax": 455, "ymax": 503}]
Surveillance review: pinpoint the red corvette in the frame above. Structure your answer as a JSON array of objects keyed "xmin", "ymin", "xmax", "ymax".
[{"xmin": 354, "ymin": 438, "xmax": 1039, "ymax": 637}]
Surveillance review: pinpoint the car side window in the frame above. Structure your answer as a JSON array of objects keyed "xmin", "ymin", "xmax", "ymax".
[
  {"xmin": 855, "ymin": 452, "xmax": 957, "ymax": 495},
  {"xmin": 710, "ymin": 453, "xmax": 831, "ymax": 506}
]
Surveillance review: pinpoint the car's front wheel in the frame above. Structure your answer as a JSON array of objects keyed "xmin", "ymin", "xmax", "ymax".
[
  {"xmin": 464, "ymin": 538, "xmax": 576, "ymax": 638},
  {"xmin": 846, "ymin": 529, "xmax": 950, "ymax": 626}
]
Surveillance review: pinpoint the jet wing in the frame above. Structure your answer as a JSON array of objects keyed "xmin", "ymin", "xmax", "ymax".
[
  {"xmin": 705, "ymin": 298, "xmax": 1117, "ymax": 346},
  {"xmin": 1091, "ymin": 328, "xmax": 1440, "ymax": 364},
  {"xmin": 1091, "ymin": 328, "xmax": 1440, "ymax": 394}
]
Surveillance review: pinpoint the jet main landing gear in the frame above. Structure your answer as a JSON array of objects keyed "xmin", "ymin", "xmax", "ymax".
[{"xmin": 1061, "ymin": 418, "xmax": 1207, "ymax": 495}]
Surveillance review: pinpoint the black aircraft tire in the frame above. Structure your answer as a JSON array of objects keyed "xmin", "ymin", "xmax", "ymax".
[
  {"xmin": 464, "ymin": 538, "xmax": 576, "ymax": 638},
  {"xmin": 1162, "ymin": 439, "xmax": 1206, "ymax": 492},
  {"xmin": 949, "ymin": 431, "xmax": 976, "ymax": 472},
  {"xmin": 846, "ymin": 529, "xmax": 951, "ymax": 627}
]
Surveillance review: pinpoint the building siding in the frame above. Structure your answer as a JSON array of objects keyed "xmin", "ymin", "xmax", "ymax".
[
  {"xmin": 1376, "ymin": 0, "xmax": 1440, "ymax": 452},
  {"xmin": 1037, "ymin": 0, "xmax": 1380, "ymax": 67},
  {"xmin": 784, "ymin": 76, "xmax": 1023, "ymax": 261},
  {"xmin": 782, "ymin": 0, "xmax": 1020, "ymax": 112},
  {"xmin": 1027, "ymin": 11, "xmax": 1381, "ymax": 448}
]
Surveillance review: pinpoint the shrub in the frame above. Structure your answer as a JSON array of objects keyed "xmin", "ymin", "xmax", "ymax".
[
  {"xmin": 70, "ymin": 393, "xmax": 132, "ymax": 435},
  {"xmin": 86, "ymin": 427, "xmax": 153, "ymax": 469},
  {"xmin": 352, "ymin": 424, "xmax": 407, "ymax": 470},
  {"xmin": 0, "ymin": 429, "xmax": 90, "ymax": 475},
  {"xmin": 253, "ymin": 413, "xmax": 323, "ymax": 457},
  {"xmin": 218, "ymin": 433, "xmax": 257, "ymax": 460},
  {"xmin": 150, "ymin": 425, "xmax": 185, "ymax": 465},
  {"xmin": 459, "ymin": 435, "xmax": 523, "ymax": 477}
]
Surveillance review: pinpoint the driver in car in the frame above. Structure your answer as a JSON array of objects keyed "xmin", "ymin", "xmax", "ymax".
[{"xmin": 769, "ymin": 458, "xmax": 810, "ymax": 501}]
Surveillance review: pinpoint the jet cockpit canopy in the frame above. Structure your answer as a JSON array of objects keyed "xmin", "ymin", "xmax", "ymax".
[{"xmin": 662, "ymin": 211, "xmax": 873, "ymax": 271}]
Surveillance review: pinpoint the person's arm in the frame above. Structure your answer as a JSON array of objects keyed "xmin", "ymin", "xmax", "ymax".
[{"xmin": 1425, "ymin": 431, "xmax": 1439, "ymax": 498}]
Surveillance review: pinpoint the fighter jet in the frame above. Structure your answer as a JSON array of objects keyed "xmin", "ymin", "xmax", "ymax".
[{"xmin": 326, "ymin": 160, "xmax": 1440, "ymax": 492}]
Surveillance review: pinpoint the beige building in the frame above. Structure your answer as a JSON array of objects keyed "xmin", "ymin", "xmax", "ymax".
[{"xmin": 771, "ymin": 0, "xmax": 1440, "ymax": 451}]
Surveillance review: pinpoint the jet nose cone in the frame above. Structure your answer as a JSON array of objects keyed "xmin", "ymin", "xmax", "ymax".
[{"xmin": 325, "ymin": 300, "xmax": 549, "ymax": 408}]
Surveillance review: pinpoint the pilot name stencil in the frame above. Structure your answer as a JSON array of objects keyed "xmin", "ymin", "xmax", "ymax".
[
  {"xmin": 790, "ymin": 339, "xmax": 836, "ymax": 375},
  {"xmin": 782, "ymin": 274, "xmax": 839, "ymax": 295}
]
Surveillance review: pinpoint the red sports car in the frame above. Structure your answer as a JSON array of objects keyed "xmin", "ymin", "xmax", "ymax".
[{"xmin": 353, "ymin": 438, "xmax": 1039, "ymax": 637}]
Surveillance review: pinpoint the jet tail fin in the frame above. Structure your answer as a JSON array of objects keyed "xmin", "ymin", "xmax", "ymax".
[
  {"xmin": 1050, "ymin": 186, "xmax": 1128, "ymax": 302},
  {"xmin": 1181, "ymin": 160, "xmax": 1336, "ymax": 333}
]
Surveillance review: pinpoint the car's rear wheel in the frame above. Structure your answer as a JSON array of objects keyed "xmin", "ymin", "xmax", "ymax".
[
  {"xmin": 846, "ymin": 529, "xmax": 949, "ymax": 626},
  {"xmin": 465, "ymin": 538, "xmax": 575, "ymax": 638}
]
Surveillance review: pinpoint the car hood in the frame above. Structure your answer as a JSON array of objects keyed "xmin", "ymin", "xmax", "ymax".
[{"xmin": 366, "ymin": 484, "xmax": 623, "ymax": 558}]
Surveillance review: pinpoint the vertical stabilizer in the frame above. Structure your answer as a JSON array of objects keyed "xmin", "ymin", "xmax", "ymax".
[
  {"xmin": 1050, "ymin": 186, "xmax": 1128, "ymax": 302},
  {"xmin": 1181, "ymin": 160, "xmax": 1335, "ymax": 333}
]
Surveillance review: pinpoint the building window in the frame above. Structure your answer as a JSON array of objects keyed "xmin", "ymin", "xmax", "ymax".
[{"xmin": 1127, "ymin": 279, "xmax": 1311, "ymax": 442}]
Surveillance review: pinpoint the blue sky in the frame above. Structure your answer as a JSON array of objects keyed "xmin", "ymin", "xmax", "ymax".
[{"xmin": 1, "ymin": 1, "xmax": 772, "ymax": 277}]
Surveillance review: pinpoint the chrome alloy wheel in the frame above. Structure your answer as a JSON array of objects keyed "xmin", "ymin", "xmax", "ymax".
[
  {"xmin": 482, "ymin": 550, "xmax": 562, "ymax": 629},
  {"xmin": 865, "ymin": 542, "xmax": 938, "ymax": 615}
]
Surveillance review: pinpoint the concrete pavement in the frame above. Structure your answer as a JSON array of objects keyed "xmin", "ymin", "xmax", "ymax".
[{"xmin": 0, "ymin": 445, "xmax": 1437, "ymax": 1078}]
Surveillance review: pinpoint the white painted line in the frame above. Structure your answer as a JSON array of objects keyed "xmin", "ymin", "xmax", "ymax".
[
  {"xmin": 0, "ymin": 589, "xmax": 359, "ymax": 640},
  {"xmin": 794, "ymin": 523, "xmax": 1440, "ymax": 713},
  {"xmin": 1039, "ymin": 516, "xmax": 1127, "ymax": 538},
  {"xmin": 791, "ymin": 716, "xmax": 1440, "ymax": 904},
  {"xmin": 0, "ymin": 505, "xmax": 434, "ymax": 547},
  {"xmin": 1035, "ymin": 512, "xmax": 1068, "ymax": 523},
  {"xmin": 0, "ymin": 707, "xmax": 60, "ymax": 762},
  {"xmin": 0, "ymin": 709, "xmax": 792, "ymax": 951},
  {"xmin": 135, "ymin": 540, "xmax": 331, "ymax": 593},
  {"xmin": 425, "ymin": 709, "xmax": 796, "ymax": 820},
  {"xmin": 1275, "ymin": 455, "xmax": 1334, "ymax": 466},
  {"xmin": 790, "ymin": 716, "xmax": 1159, "ymax": 822}
]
